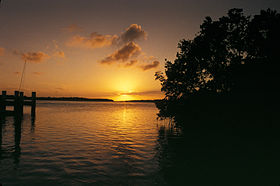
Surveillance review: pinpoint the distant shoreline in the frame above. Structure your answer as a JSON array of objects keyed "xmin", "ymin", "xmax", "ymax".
[
  {"xmin": 35, "ymin": 97, "xmax": 161, "ymax": 103},
  {"xmin": 119, "ymin": 99, "xmax": 161, "ymax": 103},
  {"xmin": 36, "ymin": 97, "xmax": 114, "ymax": 102}
]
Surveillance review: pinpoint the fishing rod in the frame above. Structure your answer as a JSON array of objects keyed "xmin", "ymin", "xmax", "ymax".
[{"xmin": 18, "ymin": 60, "xmax": 27, "ymax": 91}]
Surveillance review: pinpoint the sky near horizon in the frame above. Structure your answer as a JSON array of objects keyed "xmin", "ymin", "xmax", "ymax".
[{"xmin": 0, "ymin": 0, "xmax": 279, "ymax": 101}]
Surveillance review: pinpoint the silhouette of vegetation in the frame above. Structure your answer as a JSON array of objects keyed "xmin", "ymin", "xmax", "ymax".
[
  {"xmin": 156, "ymin": 113, "xmax": 280, "ymax": 185},
  {"xmin": 154, "ymin": 9, "xmax": 280, "ymax": 185},
  {"xmin": 155, "ymin": 8, "xmax": 280, "ymax": 121}
]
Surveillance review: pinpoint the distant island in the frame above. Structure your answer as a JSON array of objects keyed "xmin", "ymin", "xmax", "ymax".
[
  {"xmin": 36, "ymin": 97, "xmax": 160, "ymax": 103},
  {"xmin": 36, "ymin": 97, "xmax": 114, "ymax": 102},
  {"xmin": 35, "ymin": 97, "xmax": 160, "ymax": 103}
]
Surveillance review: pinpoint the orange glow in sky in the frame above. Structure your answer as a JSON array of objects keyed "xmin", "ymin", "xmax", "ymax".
[
  {"xmin": 1, "ymin": 1, "xmax": 278, "ymax": 100},
  {"xmin": 114, "ymin": 94, "xmax": 136, "ymax": 101}
]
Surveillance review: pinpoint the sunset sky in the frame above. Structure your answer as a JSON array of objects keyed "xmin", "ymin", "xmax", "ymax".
[{"xmin": 0, "ymin": 0, "xmax": 279, "ymax": 101}]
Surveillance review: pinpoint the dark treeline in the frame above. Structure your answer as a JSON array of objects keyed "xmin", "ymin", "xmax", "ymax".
[
  {"xmin": 36, "ymin": 97, "xmax": 114, "ymax": 102},
  {"xmin": 155, "ymin": 8, "xmax": 280, "ymax": 127},
  {"xmin": 154, "ymin": 9, "xmax": 280, "ymax": 185}
]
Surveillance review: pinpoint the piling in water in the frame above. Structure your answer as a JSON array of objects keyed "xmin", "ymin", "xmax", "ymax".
[{"xmin": 0, "ymin": 91, "xmax": 36, "ymax": 116}]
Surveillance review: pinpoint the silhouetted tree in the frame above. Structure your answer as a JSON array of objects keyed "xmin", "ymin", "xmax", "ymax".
[{"xmin": 156, "ymin": 8, "xmax": 280, "ymax": 101}]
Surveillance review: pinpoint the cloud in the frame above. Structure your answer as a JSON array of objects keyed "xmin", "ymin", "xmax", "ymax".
[
  {"xmin": 66, "ymin": 24, "xmax": 147, "ymax": 49},
  {"xmin": 99, "ymin": 43, "xmax": 160, "ymax": 70},
  {"xmin": 100, "ymin": 42, "xmax": 142, "ymax": 64},
  {"xmin": 143, "ymin": 55, "xmax": 156, "ymax": 61},
  {"xmin": 51, "ymin": 40, "xmax": 66, "ymax": 59},
  {"xmin": 120, "ymin": 24, "xmax": 147, "ymax": 43},
  {"xmin": 119, "ymin": 90, "xmax": 162, "ymax": 96},
  {"xmin": 0, "ymin": 47, "xmax": 5, "ymax": 56},
  {"xmin": 64, "ymin": 23, "xmax": 159, "ymax": 71},
  {"xmin": 53, "ymin": 51, "xmax": 65, "ymax": 58},
  {"xmin": 62, "ymin": 24, "xmax": 83, "ymax": 33},
  {"xmin": 20, "ymin": 51, "xmax": 50, "ymax": 63},
  {"xmin": 139, "ymin": 60, "xmax": 160, "ymax": 71},
  {"xmin": 66, "ymin": 32, "xmax": 119, "ymax": 48},
  {"xmin": 33, "ymin": 72, "xmax": 42, "ymax": 76},
  {"xmin": 124, "ymin": 60, "xmax": 138, "ymax": 67},
  {"xmin": 14, "ymin": 48, "xmax": 64, "ymax": 63}
]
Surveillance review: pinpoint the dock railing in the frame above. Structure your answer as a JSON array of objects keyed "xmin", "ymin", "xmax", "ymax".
[{"xmin": 0, "ymin": 91, "xmax": 36, "ymax": 116}]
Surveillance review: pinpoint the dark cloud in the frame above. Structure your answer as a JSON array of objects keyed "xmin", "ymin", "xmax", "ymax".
[
  {"xmin": 139, "ymin": 60, "xmax": 160, "ymax": 71},
  {"xmin": 124, "ymin": 60, "xmax": 138, "ymax": 67},
  {"xmin": 19, "ymin": 51, "xmax": 50, "ymax": 63},
  {"xmin": 66, "ymin": 32, "xmax": 118, "ymax": 48},
  {"xmin": 120, "ymin": 24, "xmax": 147, "ymax": 43},
  {"xmin": 66, "ymin": 24, "xmax": 147, "ymax": 49},
  {"xmin": 65, "ymin": 24, "xmax": 158, "ymax": 71},
  {"xmin": 100, "ymin": 42, "xmax": 142, "ymax": 64},
  {"xmin": 14, "ymin": 49, "xmax": 65, "ymax": 63}
]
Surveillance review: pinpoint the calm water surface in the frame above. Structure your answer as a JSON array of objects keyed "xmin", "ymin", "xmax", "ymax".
[
  {"xmin": 0, "ymin": 101, "xmax": 178, "ymax": 185},
  {"xmin": 1, "ymin": 101, "xmax": 280, "ymax": 185}
]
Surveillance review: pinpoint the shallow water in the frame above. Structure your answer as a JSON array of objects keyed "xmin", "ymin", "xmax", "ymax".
[{"xmin": 0, "ymin": 101, "xmax": 176, "ymax": 185}]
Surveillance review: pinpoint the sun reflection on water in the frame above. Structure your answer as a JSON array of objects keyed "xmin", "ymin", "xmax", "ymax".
[{"xmin": 0, "ymin": 101, "xmax": 165, "ymax": 185}]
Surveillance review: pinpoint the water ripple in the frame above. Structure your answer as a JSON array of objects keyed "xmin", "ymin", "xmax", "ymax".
[{"xmin": 0, "ymin": 101, "xmax": 168, "ymax": 185}]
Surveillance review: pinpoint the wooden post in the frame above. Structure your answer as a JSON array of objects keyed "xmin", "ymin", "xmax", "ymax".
[
  {"xmin": 14, "ymin": 91, "xmax": 20, "ymax": 115},
  {"xmin": 0, "ymin": 91, "xmax": 7, "ymax": 114},
  {"xmin": 31, "ymin": 92, "xmax": 36, "ymax": 117},
  {"xmin": 0, "ymin": 116, "xmax": 2, "ymax": 152},
  {"xmin": 19, "ymin": 92, "xmax": 24, "ymax": 115}
]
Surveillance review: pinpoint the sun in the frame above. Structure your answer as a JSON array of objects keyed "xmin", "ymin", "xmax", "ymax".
[
  {"xmin": 114, "ymin": 94, "xmax": 136, "ymax": 101},
  {"xmin": 110, "ymin": 76, "xmax": 139, "ymax": 101}
]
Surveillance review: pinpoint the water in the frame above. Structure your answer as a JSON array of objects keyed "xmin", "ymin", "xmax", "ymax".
[
  {"xmin": 0, "ymin": 101, "xmax": 176, "ymax": 185},
  {"xmin": 1, "ymin": 101, "xmax": 280, "ymax": 185}
]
